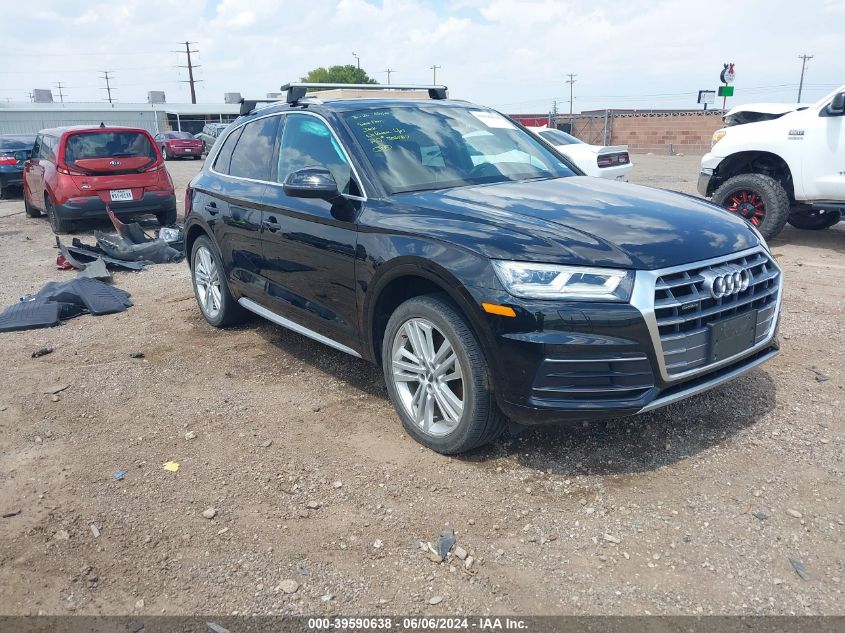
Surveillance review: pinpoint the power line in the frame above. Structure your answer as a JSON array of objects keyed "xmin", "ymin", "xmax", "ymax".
[
  {"xmin": 797, "ymin": 54, "xmax": 813, "ymax": 102},
  {"xmin": 430, "ymin": 65, "xmax": 441, "ymax": 84},
  {"xmin": 54, "ymin": 81, "xmax": 66, "ymax": 103},
  {"xmin": 565, "ymin": 73, "xmax": 576, "ymax": 115},
  {"xmin": 100, "ymin": 71, "xmax": 115, "ymax": 103},
  {"xmin": 174, "ymin": 41, "xmax": 201, "ymax": 104}
]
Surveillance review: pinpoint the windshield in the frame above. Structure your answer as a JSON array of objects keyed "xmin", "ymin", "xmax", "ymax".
[
  {"xmin": 538, "ymin": 129, "xmax": 583, "ymax": 145},
  {"xmin": 342, "ymin": 106, "xmax": 576, "ymax": 194}
]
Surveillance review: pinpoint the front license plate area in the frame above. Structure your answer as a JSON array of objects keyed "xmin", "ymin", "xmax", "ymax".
[
  {"xmin": 709, "ymin": 310, "xmax": 758, "ymax": 363},
  {"xmin": 110, "ymin": 189, "xmax": 133, "ymax": 202}
]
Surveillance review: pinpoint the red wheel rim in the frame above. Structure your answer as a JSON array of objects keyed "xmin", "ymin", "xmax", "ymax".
[{"xmin": 725, "ymin": 190, "xmax": 766, "ymax": 226}]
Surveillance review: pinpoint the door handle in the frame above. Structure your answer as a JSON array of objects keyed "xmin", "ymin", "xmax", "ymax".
[
  {"xmin": 204, "ymin": 202, "xmax": 219, "ymax": 215},
  {"xmin": 262, "ymin": 217, "xmax": 281, "ymax": 232}
]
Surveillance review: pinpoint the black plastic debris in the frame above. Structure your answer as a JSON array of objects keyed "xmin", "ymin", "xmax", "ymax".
[
  {"xmin": 0, "ymin": 278, "xmax": 132, "ymax": 333},
  {"xmin": 435, "ymin": 527, "xmax": 456, "ymax": 560},
  {"xmin": 32, "ymin": 346, "xmax": 54, "ymax": 358},
  {"xmin": 790, "ymin": 558, "xmax": 809, "ymax": 581},
  {"xmin": 76, "ymin": 257, "xmax": 112, "ymax": 281},
  {"xmin": 65, "ymin": 237, "xmax": 148, "ymax": 271},
  {"xmin": 95, "ymin": 230, "xmax": 182, "ymax": 264}
]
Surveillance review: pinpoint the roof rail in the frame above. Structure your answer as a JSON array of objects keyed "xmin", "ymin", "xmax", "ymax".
[
  {"xmin": 279, "ymin": 83, "xmax": 448, "ymax": 104},
  {"xmin": 238, "ymin": 97, "xmax": 284, "ymax": 116}
]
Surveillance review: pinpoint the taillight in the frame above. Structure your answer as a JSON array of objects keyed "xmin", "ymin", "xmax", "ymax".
[
  {"xmin": 597, "ymin": 156, "xmax": 613, "ymax": 168},
  {"xmin": 596, "ymin": 153, "xmax": 629, "ymax": 168},
  {"xmin": 57, "ymin": 165, "xmax": 87, "ymax": 176},
  {"xmin": 143, "ymin": 161, "xmax": 165, "ymax": 172},
  {"xmin": 618, "ymin": 153, "xmax": 630, "ymax": 164},
  {"xmin": 185, "ymin": 186, "xmax": 193, "ymax": 216},
  {"xmin": 0, "ymin": 155, "xmax": 18, "ymax": 166}
]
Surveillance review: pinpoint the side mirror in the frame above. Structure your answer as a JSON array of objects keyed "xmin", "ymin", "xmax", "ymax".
[
  {"xmin": 283, "ymin": 167, "xmax": 341, "ymax": 201},
  {"xmin": 829, "ymin": 92, "xmax": 845, "ymax": 115}
]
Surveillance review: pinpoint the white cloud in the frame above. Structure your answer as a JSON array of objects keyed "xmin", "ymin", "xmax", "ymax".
[{"xmin": 1, "ymin": 0, "xmax": 841, "ymax": 111}]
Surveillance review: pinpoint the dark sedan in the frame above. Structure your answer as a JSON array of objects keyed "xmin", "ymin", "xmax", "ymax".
[{"xmin": 0, "ymin": 134, "xmax": 36, "ymax": 198}]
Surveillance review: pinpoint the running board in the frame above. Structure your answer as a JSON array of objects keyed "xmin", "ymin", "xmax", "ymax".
[{"xmin": 238, "ymin": 298, "xmax": 361, "ymax": 358}]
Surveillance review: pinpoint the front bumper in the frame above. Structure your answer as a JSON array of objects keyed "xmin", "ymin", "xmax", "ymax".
[
  {"xmin": 697, "ymin": 168, "xmax": 714, "ymax": 197},
  {"xmin": 54, "ymin": 192, "xmax": 176, "ymax": 220},
  {"xmin": 473, "ymin": 247, "xmax": 782, "ymax": 425}
]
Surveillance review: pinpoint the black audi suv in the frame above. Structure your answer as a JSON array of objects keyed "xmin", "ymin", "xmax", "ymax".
[{"xmin": 184, "ymin": 83, "xmax": 782, "ymax": 454}]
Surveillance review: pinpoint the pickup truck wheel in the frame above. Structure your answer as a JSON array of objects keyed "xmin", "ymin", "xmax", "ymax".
[
  {"xmin": 190, "ymin": 236, "xmax": 246, "ymax": 327},
  {"xmin": 382, "ymin": 295, "xmax": 506, "ymax": 454},
  {"xmin": 712, "ymin": 173, "xmax": 790, "ymax": 240},
  {"xmin": 787, "ymin": 208, "xmax": 841, "ymax": 230}
]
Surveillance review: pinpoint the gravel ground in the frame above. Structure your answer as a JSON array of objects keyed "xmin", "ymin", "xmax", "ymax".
[{"xmin": 0, "ymin": 155, "xmax": 842, "ymax": 616}]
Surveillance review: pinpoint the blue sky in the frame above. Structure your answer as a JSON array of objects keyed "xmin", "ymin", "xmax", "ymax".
[{"xmin": 1, "ymin": 0, "xmax": 842, "ymax": 112}]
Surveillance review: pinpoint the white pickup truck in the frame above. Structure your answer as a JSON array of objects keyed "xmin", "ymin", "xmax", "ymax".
[{"xmin": 699, "ymin": 84, "xmax": 845, "ymax": 239}]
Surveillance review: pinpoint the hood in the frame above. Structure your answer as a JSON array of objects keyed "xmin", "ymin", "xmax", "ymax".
[
  {"xmin": 389, "ymin": 177, "xmax": 760, "ymax": 270},
  {"xmin": 723, "ymin": 102, "xmax": 804, "ymax": 127}
]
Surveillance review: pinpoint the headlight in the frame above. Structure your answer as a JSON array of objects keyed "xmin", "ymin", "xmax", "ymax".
[
  {"xmin": 711, "ymin": 129, "xmax": 727, "ymax": 148},
  {"xmin": 492, "ymin": 261, "xmax": 634, "ymax": 301}
]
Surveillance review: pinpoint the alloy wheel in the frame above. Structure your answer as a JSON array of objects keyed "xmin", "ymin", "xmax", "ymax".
[
  {"xmin": 194, "ymin": 246, "xmax": 223, "ymax": 319},
  {"xmin": 725, "ymin": 189, "xmax": 766, "ymax": 226},
  {"xmin": 390, "ymin": 318, "xmax": 464, "ymax": 437}
]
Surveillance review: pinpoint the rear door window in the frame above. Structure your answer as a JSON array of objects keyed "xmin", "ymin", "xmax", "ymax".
[
  {"xmin": 228, "ymin": 116, "xmax": 280, "ymax": 181},
  {"xmin": 213, "ymin": 126, "xmax": 243, "ymax": 175},
  {"xmin": 64, "ymin": 131, "xmax": 156, "ymax": 170}
]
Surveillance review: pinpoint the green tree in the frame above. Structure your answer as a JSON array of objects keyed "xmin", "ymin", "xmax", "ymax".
[{"xmin": 300, "ymin": 64, "xmax": 378, "ymax": 86}]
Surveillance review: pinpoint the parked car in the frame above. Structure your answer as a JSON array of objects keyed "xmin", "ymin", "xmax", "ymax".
[
  {"xmin": 195, "ymin": 123, "xmax": 230, "ymax": 155},
  {"xmin": 0, "ymin": 134, "xmax": 36, "ymax": 198},
  {"xmin": 699, "ymin": 84, "xmax": 845, "ymax": 238},
  {"xmin": 23, "ymin": 126, "xmax": 176, "ymax": 233},
  {"xmin": 184, "ymin": 84, "xmax": 782, "ymax": 454},
  {"xmin": 154, "ymin": 131, "xmax": 204, "ymax": 160},
  {"xmin": 528, "ymin": 127, "xmax": 632, "ymax": 181}
]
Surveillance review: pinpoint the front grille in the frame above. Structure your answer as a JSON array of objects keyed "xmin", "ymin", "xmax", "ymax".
[
  {"xmin": 653, "ymin": 250, "xmax": 780, "ymax": 375},
  {"xmin": 531, "ymin": 354, "xmax": 654, "ymax": 406}
]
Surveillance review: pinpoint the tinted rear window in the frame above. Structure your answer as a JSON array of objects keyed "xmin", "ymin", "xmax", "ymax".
[
  {"xmin": 539, "ymin": 129, "xmax": 582, "ymax": 145},
  {"xmin": 228, "ymin": 117, "xmax": 280, "ymax": 181},
  {"xmin": 64, "ymin": 131, "xmax": 156, "ymax": 164},
  {"xmin": 0, "ymin": 136, "xmax": 36, "ymax": 151},
  {"xmin": 165, "ymin": 132, "xmax": 194, "ymax": 139}
]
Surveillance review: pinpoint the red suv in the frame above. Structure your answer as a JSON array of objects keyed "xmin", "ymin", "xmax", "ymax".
[{"xmin": 23, "ymin": 126, "xmax": 177, "ymax": 233}]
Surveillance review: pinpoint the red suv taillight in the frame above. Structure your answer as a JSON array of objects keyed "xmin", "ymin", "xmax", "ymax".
[{"xmin": 0, "ymin": 155, "xmax": 18, "ymax": 166}]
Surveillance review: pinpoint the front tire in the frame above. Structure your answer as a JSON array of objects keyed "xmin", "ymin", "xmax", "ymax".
[
  {"xmin": 787, "ymin": 208, "xmax": 841, "ymax": 231},
  {"xmin": 382, "ymin": 295, "xmax": 506, "ymax": 454},
  {"xmin": 190, "ymin": 235, "xmax": 245, "ymax": 327},
  {"xmin": 711, "ymin": 173, "xmax": 790, "ymax": 240}
]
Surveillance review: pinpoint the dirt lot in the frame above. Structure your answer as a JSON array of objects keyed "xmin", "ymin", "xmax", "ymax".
[{"xmin": 0, "ymin": 155, "xmax": 842, "ymax": 616}]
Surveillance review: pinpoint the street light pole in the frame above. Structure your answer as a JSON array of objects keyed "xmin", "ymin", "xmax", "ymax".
[{"xmin": 430, "ymin": 64, "xmax": 441, "ymax": 84}]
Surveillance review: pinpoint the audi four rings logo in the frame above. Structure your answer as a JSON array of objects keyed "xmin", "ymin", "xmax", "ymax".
[
  {"xmin": 109, "ymin": 160, "xmax": 121, "ymax": 166},
  {"xmin": 701, "ymin": 265, "xmax": 751, "ymax": 298}
]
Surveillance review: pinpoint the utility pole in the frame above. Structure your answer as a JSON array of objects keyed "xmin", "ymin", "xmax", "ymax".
[
  {"xmin": 54, "ymin": 81, "xmax": 66, "ymax": 103},
  {"xmin": 430, "ymin": 64, "xmax": 441, "ymax": 84},
  {"xmin": 549, "ymin": 99, "xmax": 558, "ymax": 127},
  {"xmin": 175, "ymin": 41, "xmax": 201, "ymax": 104},
  {"xmin": 384, "ymin": 68, "xmax": 394, "ymax": 85},
  {"xmin": 100, "ymin": 71, "xmax": 115, "ymax": 104},
  {"xmin": 27, "ymin": 91, "xmax": 34, "ymax": 102},
  {"xmin": 352, "ymin": 52, "xmax": 360, "ymax": 69},
  {"xmin": 797, "ymin": 54, "xmax": 813, "ymax": 102},
  {"xmin": 565, "ymin": 73, "xmax": 577, "ymax": 115}
]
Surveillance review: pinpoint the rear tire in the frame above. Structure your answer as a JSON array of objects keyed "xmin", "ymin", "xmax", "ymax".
[
  {"xmin": 787, "ymin": 208, "xmax": 841, "ymax": 230},
  {"xmin": 162, "ymin": 146, "xmax": 170, "ymax": 161},
  {"xmin": 45, "ymin": 194, "xmax": 73, "ymax": 234},
  {"xmin": 712, "ymin": 173, "xmax": 790, "ymax": 240},
  {"xmin": 382, "ymin": 294, "xmax": 506, "ymax": 454},
  {"xmin": 190, "ymin": 235, "xmax": 246, "ymax": 327},
  {"xmin": 156, "ymin": 208, "xmax": 177, "ymax": 226}
]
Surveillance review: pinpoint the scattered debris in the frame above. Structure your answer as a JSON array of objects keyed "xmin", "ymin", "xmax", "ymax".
[
  {"xmin": 332, "ymin": 480, "xmax": 343, "ymax": 489},
  {"xmin": 216, "ymin": 527, "xmax": 229, "ymax": 536},
  {"xmin": 51, "ymin": 394, "xmax": 60, "ymax": 402},
  {"xmin": 809, "ymin": 367, "xmax": 830, "ymax": 383},
  {"xmin": 207, "ymin": 623, "xmax": 230, "ymax": 633},
  {"xmin": 786, "ymin": 509, "xmax": 803, "ymax": 519},
  {"xmin": 259, "ymin": 439, "xmax": 273, "ymax": 448},
  {"xmin": 202, "ymin": 508, "xmax": 217, "ymax": 519},
  {"xmin": 31, "ymin": 347, "xmax": 53, "ymax": 358},
  {"xmin": 130, "ymin": 621, "xmax": 145, "ymax": 633},
  {"xmin": 278, "ymin": 580, "xmax": 299, "ymax": 594},
  {"xmin": 76, "ymin": 257, "xmax": 112, "ymax": 281},
  {"xmin": 752, "ymin": 511, "xmax": 769, "ymax": 521},
  {"xmin": 114, "ymin": 470, "xmax": 126, "ymax": 480},
  {"xmin": 185, "ymin": 431, "xmax": 197, "ymax": 440},
  {"xmin": 464, "ymin": 556, "xmax": 474, "ymax": 570},
  {"xmin": 453, "ymin": 546, "xmax": 468, "ymax": 560},
  {"xmin": 305, "ymin": 500, "xmax": 320, "ymax": 510},
  {"xmin": 373, "ymin": 539, "xmax": 384, "ymax": 549},
  {"xmin": 134, "ymin": 599, "xmax": 145, "ymax": 610},
  {"xmin": 428, "ymin": 596, "xmax": 443, "ymax": 605},
  {"xmin": 435, "ymin": 527, "xmax": 456, "ymax": 560},
  {"xmin": 2, "ymin": 509, "xmax": 21, "ymax": 519},
  {"xmin": 603, "ymin": 533, "xmax": 622, "ymax": 544},
  {"xmin": 89, "ymin": 524, "xmax": 100, "ymax": 538},
  {"xmin": 162, "ymin": 461, "xmax": 180, "ymax": 473},
  {"xmin": 130, "ymin": 351, "xmax": 145, "ymax": 359},
  {"xmin": 42, "ymin": 384, "xmax": 69, "ymax": 395},
  {"xmin": 321, "ymin": 593, "xmax": 335, "ymax": 602},
  {"xmin": 789, "ymin": 558, "xmax": 809, "ymax": 581}
]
